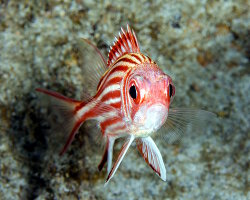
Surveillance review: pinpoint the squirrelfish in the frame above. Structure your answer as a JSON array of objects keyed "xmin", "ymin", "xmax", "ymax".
[{"xmin": 37, "ymin": 25, "xmax": 214, "ymax": 184}]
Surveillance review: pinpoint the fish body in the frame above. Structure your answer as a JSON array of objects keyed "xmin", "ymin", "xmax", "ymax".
[{"xmin": 37, "ymin": 25, "xmax": 213, "ymax": 184}]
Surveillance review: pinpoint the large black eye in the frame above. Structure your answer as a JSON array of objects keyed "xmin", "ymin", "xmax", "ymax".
[
  {"xmin": 129, "ymin": 85, "xmax": 137, "ymax": 99},
  {"xmin": 169, "ymin": 84, "xmax": 173, "ymax": 98}
]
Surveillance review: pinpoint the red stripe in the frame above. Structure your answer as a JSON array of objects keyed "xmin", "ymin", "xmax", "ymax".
[
  {"xmin": 96, "ymin": 77, "xmax": 122, "ymax": 98},
  {"xmin": 36, "ymin": 88, "xmax": 81, "ymax": 103},
  {"xmin": 102, "ymin": 65, "xmax": 128, "ymax": 84},
  {"xmin": 118, "ymin": 57, "xmax": 138, "ymax": 65},
  {"xmin": 96, "ymin": 65, "xmax": 128, "ymax": 96},
  {"xmin": 121, "ymin": 68, "xmax": 132, "ymax": 118},
  {"xmin": 131, "ymin": 54, "xmax": 143, "ymax": 63},
  {"xmin": 109, "ymin": 102, "xmax": 121, "ymax": 109},
  {"xmin": 112, "ymin": 45, "xmax": 118, "ymax": 57},
  {"xmin": 110, "ymin": 65, "xmax": 129, "ymax": 73},
  {"xmin": 100, "ymin": 117, "xmax": 122, "ymax": 133},
  {"xmin": 147, "ymin": 56, "xmax": 152, "ymax": 63},
  {"xmin": 112, "ymin": 124, "xmax": 126, "ymax": 133},
  {"xmin": 97, "ymin": 76, "xmax": 105, "ymax": 90},
  {"xmin": 105, "ymin": 76, "xmax": 122, "ymax": 87},
  {"xmin": 109, "ymin": 51, "xmax": 114, "ymax": 62},
  {"xmin": 121, "ymin": 33, "xmax": 129, "ymax": 51},
  {"xmin": 117, "ymin": 40, "xmax": 123, "ymax": 55},
  {"xmin": 101, "ymin": 90, "xmax": 121, "ymax": 102}
]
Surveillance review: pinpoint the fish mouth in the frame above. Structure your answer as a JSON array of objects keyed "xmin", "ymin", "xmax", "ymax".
[{"xmin": 133, "ymin": 104, "xmax": 168, "ymax": 135}]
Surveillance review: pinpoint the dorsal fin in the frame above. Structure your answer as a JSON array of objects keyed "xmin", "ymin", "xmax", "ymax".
[
  {"xmin": 75, "ymin": 38, "xmax": 107, "ymax": 98},
  {"xmin": 107, "ymin": 25, "xmax": 140, "ymax": 67}
]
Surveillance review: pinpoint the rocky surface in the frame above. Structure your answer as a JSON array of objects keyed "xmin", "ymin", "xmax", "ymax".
[{"xmin": 0, "ymin": 0, "xmax": 249, "ymax": 199}]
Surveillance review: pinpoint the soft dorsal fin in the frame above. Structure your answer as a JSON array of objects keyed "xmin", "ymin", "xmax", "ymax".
[
  {"xmin": 75, "ymin": 38, "xmax": 107, "ymax": 98},
  {"xmin": 107, "ymin": 25, "xmax": 140, "ymax": 67}
]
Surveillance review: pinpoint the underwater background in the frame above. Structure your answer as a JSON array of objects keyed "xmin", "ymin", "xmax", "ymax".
[{"xmin": 0, "ymin": 0, "xmax": 249, "ymax": 199}]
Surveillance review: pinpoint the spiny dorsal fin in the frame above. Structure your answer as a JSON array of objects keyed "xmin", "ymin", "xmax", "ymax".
[{"xmin": 107, "ymin": 25, "xmax": 140, "ymax": 67}]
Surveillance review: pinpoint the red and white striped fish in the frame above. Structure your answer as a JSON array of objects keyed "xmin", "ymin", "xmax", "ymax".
[{"xmin": 37, "ymin": 25, "xmax": 214, "ymax": 184}]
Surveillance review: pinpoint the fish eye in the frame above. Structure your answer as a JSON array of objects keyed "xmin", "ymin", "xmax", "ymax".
[
  {"xmin": 129, "ymin": 85, "xmax": 137, "ymax": 99},
  {"xmin": 169, "ymin": 84, "xmax": 173, "ymax": 98}
]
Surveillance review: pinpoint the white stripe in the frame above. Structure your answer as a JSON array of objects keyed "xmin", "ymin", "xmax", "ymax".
[
  {"xmin": 121, "ymin": 45, "xmax": 125, "ymax": 53},
  {"xmin": 119, "ymin": 54, "xmax": 141, "ymax": 64},
  {"xmin": 104, "ymin": 70, "xmax": 125, "ymax": 83},
  {"xmin": 113, "ymin": 61, "xmax": 136, "ymax": 68},
  {"xmin": 97, "ymin": 84, "xmax": 120, "ymax": 100},
  {"xmin": 122, "ymin": 68, "xmax": 135, "ymax": 121},
  {"xmin": 142, "ymin": 137, "xmax": 166, "ymax": 181},
  {"xmin": 98, "ymin": 57, "xmax": 135, "ymax": 92},
  {"xmin": 103, "ymin": 97, "xmax": 121, "ymax": 105},
  {"xmin": 96, "ymin": 111, "xmax": 118, "ymax": 122},
  {"xmin": 127, "ymin": 39, "xmax": 132, "ymax": 50},
  {"xmin": 106, "ymin": 120, "xmax": 126, "ymax": 133},
  {"xmin": 134, "ymin": 53, "xmax": 144, "ymax": 62},
  {"xmin": 77, "ymin": 87, "xmax": 120, "ymax": 119},
  {"xmin": 77, "ymin": 100, "xmax": 98, "ymax": 118},
  {"xmin": 121, "ymin": 27, "xmax": 126, "ymax": 35},
  {"xmin": 97, "ymin": 64, "xmax": 126, "ymax": 94},
  {"xmin": 107, "ymin": 128, "xmax": 127, "ymax": 137}
]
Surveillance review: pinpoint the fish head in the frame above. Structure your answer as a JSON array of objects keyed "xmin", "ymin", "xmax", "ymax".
[{"xmin": 126, "ymin": 63, "xmax": 175, "ymax": 136}]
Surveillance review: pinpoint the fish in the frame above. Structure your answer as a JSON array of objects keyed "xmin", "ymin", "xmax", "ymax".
[{"xmin": 36, "ymin": 25, "xmax": 215, "ymax": 184}]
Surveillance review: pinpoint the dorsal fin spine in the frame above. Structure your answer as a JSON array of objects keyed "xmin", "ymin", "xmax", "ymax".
[
  {"xmin": 107, "ymin": 25, "xmax": 140, "ymax": 67},
  {"xmin": 121, "ymin": 28, "xmax": 129, "ymax": 48},
  {"xmin": 127, "ymin": 25, "xmax": 137, "ymax": 51},
  {"xmin": 127, "ymin": 26, "xmax": 134, "ymax": 48},
  {"xmin": 132, "ymin": 30, "xmax": 139, "ymax": 50},
  {"xmin": 120, "ymin": 30, "xmax": 128, "ymax": 53}
]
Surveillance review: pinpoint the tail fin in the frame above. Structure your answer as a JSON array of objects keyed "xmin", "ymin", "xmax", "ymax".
[{"xmin": 36, "ymin": 88, "xmax": 84, "ymax": 155}]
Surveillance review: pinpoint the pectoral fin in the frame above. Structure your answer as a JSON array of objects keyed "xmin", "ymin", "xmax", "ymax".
[
  {"xmin": 105, "ymin": 136, "xmax": 134, "ymax": 185},
  {"xmin": 136, "ymin": 137, "xmax": 166, "ymax": 181}
]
